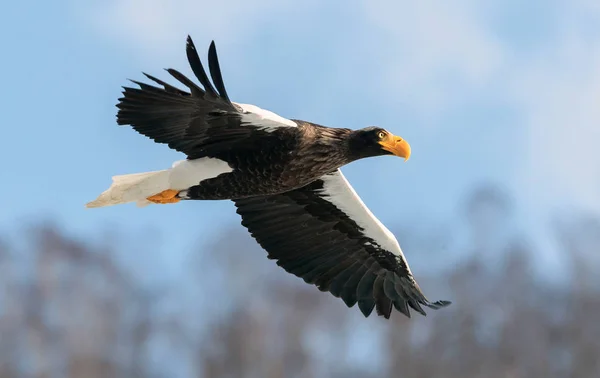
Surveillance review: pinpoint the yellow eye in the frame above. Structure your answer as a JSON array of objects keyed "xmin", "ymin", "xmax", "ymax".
[{"xmin": 377, "ymin": 131, "xmax": 386, "ymax": 139}]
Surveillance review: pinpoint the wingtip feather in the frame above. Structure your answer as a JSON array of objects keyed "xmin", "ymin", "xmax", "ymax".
[
  {"xmin": 184, "ymin": 37, "xmax": 218, "ymax": 98},
  {"xmin": 207, "ymin": 40, "xmax": 231, "ymax": 103},
  {"xmin": 186, "ymin": 36, "xmax": 197, "ymax": 55}
]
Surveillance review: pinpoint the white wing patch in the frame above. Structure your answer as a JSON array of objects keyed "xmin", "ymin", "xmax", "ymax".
[
  {"xmin": 319, "ymin": 170, "xmax": 407, "ymax": 259},
  {"xmin": 235, "ymin": 102, "xmax": 297, "ymax": 131},
  {"xmin": 169, "ymin": 157, "xmax": 233, "ymax": 189}
]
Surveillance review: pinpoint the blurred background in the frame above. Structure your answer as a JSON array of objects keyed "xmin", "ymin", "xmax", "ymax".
[{"xmin": 2, "ymin": 0, "xmax": 600, "ymax": 377}]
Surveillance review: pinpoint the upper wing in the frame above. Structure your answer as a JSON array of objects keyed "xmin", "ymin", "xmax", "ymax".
[
  {"xmin": 234, "ymin": 170, "xmax": 450, "ymax": 319},
  {"xmin": 116, "ymin": 35, "xmax": 297, "ymax": 159}
]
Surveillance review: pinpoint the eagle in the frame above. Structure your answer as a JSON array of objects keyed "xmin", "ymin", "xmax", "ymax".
[{"xmin": 87, "ymin": 36, "xmax": 451, "ymax": 319}]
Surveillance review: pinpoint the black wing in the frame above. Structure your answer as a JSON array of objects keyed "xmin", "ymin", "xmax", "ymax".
[
  {"xmin": 234, "ymin": 170, "xmax": 451, "ymax": 319},
  {"xmin": 116, "ymin": 36, "xmax": 296, "ymax": 159}
]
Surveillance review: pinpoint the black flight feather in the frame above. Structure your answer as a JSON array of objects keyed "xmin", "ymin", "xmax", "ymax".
[
  {"xmin": 329, "ymin": 261, "xmax": 362, "ymax": 297},
  {"xmin": 142, "ymin": 72, "xmax": 189, "ymax": 95},
  {"xmin": 373, "ymin": 276, "xmax": 393, "ymax": 319},
  {"xmin": 165, "ymin": 68, "xmax": 204, "ymax": 97},
  {"xmin": 207, "ymin": 40, "xmax": 232, "ymax": 104},
  {"xmin": 393, "ymin": 300, "xmax": 411, "ymax": 318},
  {"xmin": 357, "ymin": 296, "xmax": 376, "ymax": 318},
  {"xmin": 185, "ymin": 36, "xmax": 218, "ymax": 99}
]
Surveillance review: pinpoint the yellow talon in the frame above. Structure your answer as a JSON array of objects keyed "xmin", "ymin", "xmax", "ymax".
[{"xmin": 146, "ymin": 189, "xmax": 181, "ymax": 204}]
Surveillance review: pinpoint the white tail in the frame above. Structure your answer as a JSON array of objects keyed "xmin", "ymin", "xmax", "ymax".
[
  {"xmin": 86, "ymin": 170, "xmax": 171, "ymax": 208},
  {"xmin": 86, "ymin": 158, "xmax": 234, "ymax": 209}
]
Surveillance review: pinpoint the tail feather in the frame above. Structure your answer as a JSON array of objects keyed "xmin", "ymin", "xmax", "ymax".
[
  {"xmin": 86, "ymin": 170, "xmax": 171, "ymax": 208},
  {"xmin": 87, "ymin": 158, "xmax": 233, "ymax": 208}
]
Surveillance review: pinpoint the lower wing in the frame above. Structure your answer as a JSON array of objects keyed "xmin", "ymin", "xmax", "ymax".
[{"xmin": 233, "ymin": 169, "xmax": 450, "ymax": 319}]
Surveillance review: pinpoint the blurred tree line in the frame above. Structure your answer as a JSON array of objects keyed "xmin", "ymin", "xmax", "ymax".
[{"xmin": 1, "ymin": 186, "xmax": 599, "ymax": 378}]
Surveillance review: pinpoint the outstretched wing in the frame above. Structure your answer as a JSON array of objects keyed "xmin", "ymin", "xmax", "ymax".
[
  {"xmin": 233, "ymin": 170, "xmax": 451, "ymax": 319},
  {"xmin": 116, "ymin": 35, "xmax": 297, "ymax": 159}
]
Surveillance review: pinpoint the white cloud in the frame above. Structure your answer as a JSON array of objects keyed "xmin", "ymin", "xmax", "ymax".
[
  {"xmin": 508, "ymin": 14, "xmax": 600, "ymax": 217},
  {"xmin": 78, "ymin": 0, "xmax": 325, "ymax": 58},
  {"xmin": 360, "ymin": 1, "xmax": 505, "ymax": 114}
]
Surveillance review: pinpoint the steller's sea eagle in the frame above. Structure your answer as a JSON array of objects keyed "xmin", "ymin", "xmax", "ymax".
[{"xmin": 87, "ymin": 36, "xmax": 451, "ymax": 319}]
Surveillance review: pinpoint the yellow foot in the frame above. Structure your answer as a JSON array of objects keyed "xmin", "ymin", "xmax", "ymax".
[{"xmin": 146, "ymin": 189, "xmax": 181, "ymax": 204}]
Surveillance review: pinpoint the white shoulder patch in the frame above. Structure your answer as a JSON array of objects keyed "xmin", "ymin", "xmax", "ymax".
[
  {"xmin": 319, "ymin": 170, "xmax": 406, "ymax": 258},
  {"xmin": 169, "ymin": 157, "xmax": 233, "ymax": 189},
  {"xmin": 234, "ymin": 102, "xmax": 297, "ymax": 130}
]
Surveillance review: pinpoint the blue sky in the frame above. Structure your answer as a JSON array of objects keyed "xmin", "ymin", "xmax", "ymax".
[{"xmin": 2, "ymin": 0, "xmax": 600, "ymax": 282}]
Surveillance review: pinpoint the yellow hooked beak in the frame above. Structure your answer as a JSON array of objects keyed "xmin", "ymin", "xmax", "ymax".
[{"xmin": 378, "ymin": 135, "xmax": 411, "ymax": 161}]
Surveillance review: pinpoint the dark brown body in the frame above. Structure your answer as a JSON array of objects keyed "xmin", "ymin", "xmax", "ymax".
[{"xmin": 183, "ymin": 122, "xmax": 354, "ymax": 200}]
